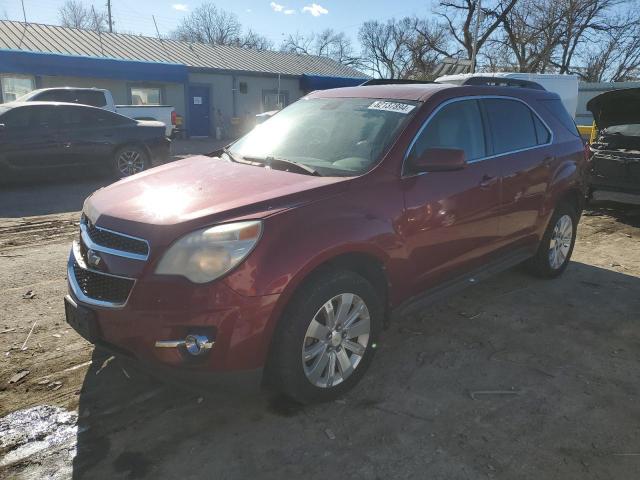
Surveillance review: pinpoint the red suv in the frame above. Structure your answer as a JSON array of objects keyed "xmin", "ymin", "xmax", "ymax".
[{"xmin": 65, "ymin": 82, "xmax": 587, "ymax": 403}]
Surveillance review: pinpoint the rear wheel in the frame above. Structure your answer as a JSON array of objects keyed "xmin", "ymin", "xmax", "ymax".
[
  {"xmin": 268, "ymin": 270, "xmax": 383, "ymax": 404},
  {"xmin": 113, "ymin": 145, "xmax": 148, "ymax": 178},
  {"xmin": 526, "ymin": 202, "xmax": 578, "ymax": 278}
]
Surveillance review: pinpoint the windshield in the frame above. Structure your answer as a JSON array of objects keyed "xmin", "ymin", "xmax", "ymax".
[{"xmin": 228, "ymin": 97, "xmax": 419, "ymax": 176}]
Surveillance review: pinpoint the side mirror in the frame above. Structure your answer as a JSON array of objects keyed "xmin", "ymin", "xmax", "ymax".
[{"xmin": 411, "ymin": 147, "xmax": 467, "ymax": 173}]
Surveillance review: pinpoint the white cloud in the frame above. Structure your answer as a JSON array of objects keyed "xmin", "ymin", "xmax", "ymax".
[
  {"xmin": 302, "ymin": 3, "xmax": 328, "ymax": 16},
  {"xmin": 172, "ymin": 3, "xmax": 188, "ymax": 12},
  {"xmin": 284, "ymin": 9, "xmax": 296, "ymax": 14},
  {"xmin": 246, "ymin": 8, "xmax": 253, "ymax": 13},
  {"xmin": 270, "ymin": 2, "xmax": 284, "ymax": 12}
]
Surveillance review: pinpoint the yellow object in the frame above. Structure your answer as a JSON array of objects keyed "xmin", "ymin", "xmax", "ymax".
[{"xmin": 577, "ymin": 123, "xmax": 597, "ymax": 143}]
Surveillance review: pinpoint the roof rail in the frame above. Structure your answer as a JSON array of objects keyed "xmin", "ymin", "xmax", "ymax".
[
  {"xmin": 461, "ymin": 76, "xmax": 545, "ymax": 90},
  {"xmin": 360, "ymin": 79, "xmax": 435, "ymax": 86}
]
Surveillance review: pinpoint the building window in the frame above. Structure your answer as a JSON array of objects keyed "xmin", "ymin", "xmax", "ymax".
[
  {"xmin": 1, "ymin": 74, "xmax": 35, "ymax": 102},
  {"xmin": 262, "ymin": 90, "xmax": 289, "ymax": 112},
  {"xmin": 239, "ymin": 82, "xmax": 248, "ymax": 94},
  {"xmin": 129, "ymin": 86, "xmax": 162, "ymax": 105}
]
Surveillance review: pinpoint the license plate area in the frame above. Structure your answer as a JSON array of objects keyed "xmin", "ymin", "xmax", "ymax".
[{"xmin": 64, "ymin": 295, "xmax": 100, "ymax": 343}]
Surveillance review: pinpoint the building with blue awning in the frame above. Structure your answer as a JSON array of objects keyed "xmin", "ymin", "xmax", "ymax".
[{"xmin": 0, "ymin": 20, "xmax": 367, "ymax": 137}]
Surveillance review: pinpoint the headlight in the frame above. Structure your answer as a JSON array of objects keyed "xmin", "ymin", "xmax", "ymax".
[{"xmin": 155, "ymin": 221, "xmax": 262, "ymax": 283}]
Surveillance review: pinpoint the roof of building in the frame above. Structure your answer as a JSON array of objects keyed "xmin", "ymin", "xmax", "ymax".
[{"xmin": 0, "ymin": 20, "xmax": 366, "ymax": 79}]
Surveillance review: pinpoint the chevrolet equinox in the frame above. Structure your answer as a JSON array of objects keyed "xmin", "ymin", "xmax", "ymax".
[{"xmin": 65, "ymin": 82, "xmax": 587, "ymax": 403}]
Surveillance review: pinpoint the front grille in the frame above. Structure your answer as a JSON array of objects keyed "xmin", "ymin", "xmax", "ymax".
[
  {"xmin": 72, "ymin": 259, "xmax": 135, "ymax": 305},
  {"xmin": 82, "ymin": 216, "xmax": 149, "ymax": 257}
]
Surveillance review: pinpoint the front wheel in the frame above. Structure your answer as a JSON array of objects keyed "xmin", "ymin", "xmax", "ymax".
[
  {"xmin": 526, "ymin": 202, "xmax": 578, "ymax": 278},
  {"xmin": 113, "ymin": 145, "xmax": 149, "ymax": 178},
  {"xmin": 268, "ymin": 270, "xmax": 383, "ymax": 404}
]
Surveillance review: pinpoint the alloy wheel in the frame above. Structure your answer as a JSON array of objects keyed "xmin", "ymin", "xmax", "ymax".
[
  {"xmin": 302, "ymin": 293, "xmax": 371, "ymax": 388},
  {"xmin": 548, "ymin": 214, "xmax": 573, "ymax": 269},
  {"xmin": 117, "ymin": 150, "xmax": 145, "ymax": 176}
]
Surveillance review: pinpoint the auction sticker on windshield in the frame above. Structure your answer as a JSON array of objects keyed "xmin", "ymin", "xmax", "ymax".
[{"xmin": 368, "ymin": 100, "xmax": 416, "ymax": 114}]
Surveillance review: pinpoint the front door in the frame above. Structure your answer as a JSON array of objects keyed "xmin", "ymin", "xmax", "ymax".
[
  {"xmin": 401, "ymin": 98, "xmax": 502, "ymax": 296},
  {"xmin": 0, "ymin": 105, "xmax": 62, "ymax": 171},
  {"xmin": 188, "ymin": 85, "xmax": 210, "ymax": 137}
]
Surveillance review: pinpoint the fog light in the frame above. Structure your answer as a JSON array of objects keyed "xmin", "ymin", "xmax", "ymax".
[{"xmin": 184, "ymin": 334, "xmax": 213, "ymax": 356}]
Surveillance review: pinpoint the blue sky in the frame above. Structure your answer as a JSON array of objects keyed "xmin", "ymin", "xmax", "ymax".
[{"xmin": 1, "ymin": 1, "xmax": 432, "ymax": 46}]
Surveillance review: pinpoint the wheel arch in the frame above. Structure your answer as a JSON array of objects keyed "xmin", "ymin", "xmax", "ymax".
[{"xmin": 261, "ymin": 248, "xmax": 392, "ymax": 376}]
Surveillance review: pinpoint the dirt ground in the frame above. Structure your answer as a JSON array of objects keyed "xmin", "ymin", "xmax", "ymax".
[{"xmin": 0, "ymin": 177, "xmax": 639, "ymax": 479}]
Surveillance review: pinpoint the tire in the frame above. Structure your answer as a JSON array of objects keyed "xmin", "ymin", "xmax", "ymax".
[
  {"xmin": 113, "ymin": 145, "xmax": 149, "ymax": 179},
  {"xmin": 526, "ymin": 202, "xmax": 578, "ymax": 278},
  {"xmin": 268, "ymin": 270, "xmax": 383, "ymax": 404}
]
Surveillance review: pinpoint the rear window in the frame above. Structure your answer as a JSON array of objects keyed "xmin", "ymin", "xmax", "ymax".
[
  {"xmin": 540, "ymin": 98, "xmax": 580, "ymax": 137},
  {"xmin": 33, "ymin": 89, "xmax": 107, "ymax": 107}
]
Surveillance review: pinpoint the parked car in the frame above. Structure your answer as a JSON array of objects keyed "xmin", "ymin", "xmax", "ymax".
[
  {"xmin": 14, "ymin": 87, "xmax": 176, "ymax": 137},
  {"xmin": 586, "ymin": 88, "xmax": 640, "ymax": 205},
  {"xmin": 0, "ymin": 102, "xmax": 170, "ymax": 180},
  {"xmin": 64, "ymin": 82, "xmax": 587, "ymax": 403}
]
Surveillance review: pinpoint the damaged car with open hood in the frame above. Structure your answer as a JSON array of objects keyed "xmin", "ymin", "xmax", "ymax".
[{"xmin": 587, "ymin": 88, "xmax": 640, "ymax": 205}]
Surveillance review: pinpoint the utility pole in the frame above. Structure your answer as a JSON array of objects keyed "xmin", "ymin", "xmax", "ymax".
[
  {"xmin": 106, "ymin": 0, "xmax": 113, "ymax": 33},
  {"xmin": 470, "ymin": 0, "xmax": 482, "ymax": 73}
]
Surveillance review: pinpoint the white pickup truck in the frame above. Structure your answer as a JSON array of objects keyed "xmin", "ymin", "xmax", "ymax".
[{"xmin": 14, "ymin": 87, "xmax": 176, "ymax": 137}]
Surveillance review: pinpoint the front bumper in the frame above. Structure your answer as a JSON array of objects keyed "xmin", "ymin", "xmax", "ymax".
[{"xmin": 66, "ymin": 244, "xmax": 281, "ymax": 374}]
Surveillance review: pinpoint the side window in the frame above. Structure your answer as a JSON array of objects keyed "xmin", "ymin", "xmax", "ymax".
[
  {"xmin": 30, "ymin": 106, "xmax": 61, "ymax": 128},
  {"xmin": 408, "ymin": 99, "xmax": 486, "ymax": 166},
  {"xmin": 35, "ymin": 90, "xmax": 74, "ymax": 103},
  {"xmin": 483, "ymin": 98, "xmax": 538, "ymax": 154},
  {"xmin": 1, "ymin": 107, "xmax": 31, "ymax": 128},
  {"xmin": 76, "ymin": 91, "xmax": 107, "ymax": 107},
  {"xmin": 533, "ymin": 113, "xmax": 551, "ymax": 144}
]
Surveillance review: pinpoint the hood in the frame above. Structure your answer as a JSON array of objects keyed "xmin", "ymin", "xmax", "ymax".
[
  {"xmin": 84, "ymin": 156, "xmax": 349, "ymax": 229},
  {"xmin": 587, "ymin": 88, "xmax": 640, "ymax": 129}
]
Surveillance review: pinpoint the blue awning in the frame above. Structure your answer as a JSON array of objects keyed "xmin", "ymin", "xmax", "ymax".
[
  {"xmin": 0, "ymin": 49, "xmax": 188, "ymax": 83},
  {"xmin": 300, "ymin": 74, "xmax": 367, "ymax": 91}
]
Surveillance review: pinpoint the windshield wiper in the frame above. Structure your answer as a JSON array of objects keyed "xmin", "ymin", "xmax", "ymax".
[
  {"xmin": 242, "ymin": 155, "xmax": 320, "ymax": 176},
  {"xmin": 223, "ymin": 146, "xmax": 241, "ymax": 163}
]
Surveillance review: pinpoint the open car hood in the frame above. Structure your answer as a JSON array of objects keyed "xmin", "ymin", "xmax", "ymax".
[{"xmin": 587, "ymin": 88, "xmax": 640, "ymax": 129}]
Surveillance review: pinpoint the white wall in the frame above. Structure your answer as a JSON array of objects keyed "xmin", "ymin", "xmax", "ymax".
[{"xmin": 187, "ymin": 71, "xmax": 304, "ymax": 137}]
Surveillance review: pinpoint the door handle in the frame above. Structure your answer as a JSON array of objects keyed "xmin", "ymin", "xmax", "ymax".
[
  {"xmin": 63, "ymin": 142, "xmax": 72, "ymax": 148},
  {"xmin": 542, "ymin": 155, "xmax": 555, "ymax": 166},
  {"xmin": 479, "ymin": 174, "xmax": 497, "ymax": 189}
]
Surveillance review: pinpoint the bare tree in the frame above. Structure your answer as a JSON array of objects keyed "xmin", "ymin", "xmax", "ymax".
[
  {"xmin": 552, "ymin": 0, "xmax": 624, "ymax": 74},
  {"xmin": 237, "ymin": 29, "xmax": 274, "ymax": 51},
  {"xmin": 436, "ymin": 0, "xmax": 518, "ymax": 60},
  {"xmin": 580, "ymin": 13, "xmax": 640, "ymax": 81},
  {"xmin": 493, "ymin": 0, "xmax": 565, "ymax": 72},
  {"xmin": 358, "ymin": 18, "xmax": 415, "ymax": 78},
  {"xmin": 172, "ymin": 2, "xmax": 272, "ymax": 51},
  {"xmin": 58, "ymin": 0, "xmax": 107, "ymax": 32},
  {"xmin": 281, "ymin": 29, "xmax": 360, "ymax": 66},
  {"xmin": 358, "ymin": 17, "xmax": 450, "ymax": 79}
]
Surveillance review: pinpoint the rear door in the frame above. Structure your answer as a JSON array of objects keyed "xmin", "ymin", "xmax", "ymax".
[
  {"xmin": 0, "ymin": 105, "xmax": 62, "ymax": 171},
  {"xmin": 482, "ymin": 97, "xmax": 554, "ymax": 247},
  {"xmin": 57, "ymin": 106, "xmax": 124, "ymax": 167},
  {"xmin": 401, "ymin": 98, "xmax": 502, "ymax": 295}
]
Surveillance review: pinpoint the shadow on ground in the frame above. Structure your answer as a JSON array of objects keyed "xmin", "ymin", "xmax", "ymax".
[{"xmin": 71, "ymin": 262, "xmax": 640, "ymax": 479}]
